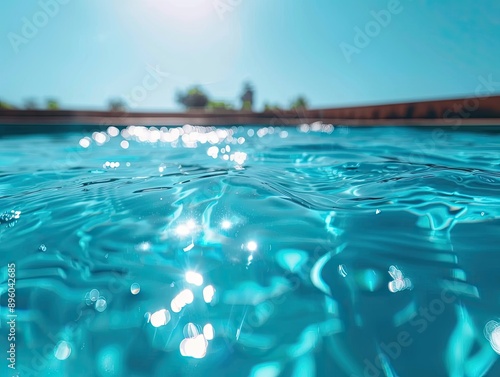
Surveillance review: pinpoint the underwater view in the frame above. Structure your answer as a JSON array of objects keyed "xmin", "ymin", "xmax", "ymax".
[{"xmin": 1, "ymin": 124, "xmax": 500, "ymax": 376}]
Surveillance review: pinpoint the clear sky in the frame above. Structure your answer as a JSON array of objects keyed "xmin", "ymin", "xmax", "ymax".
[{"xmin": 1, "ymin": 0, "xmax": 500, "ymax": 111}]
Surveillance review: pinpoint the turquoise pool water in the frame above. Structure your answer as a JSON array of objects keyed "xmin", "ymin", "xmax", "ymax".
[{"xmin": 1, "ymin": 124, "xmax": 500, "ymax": 376}]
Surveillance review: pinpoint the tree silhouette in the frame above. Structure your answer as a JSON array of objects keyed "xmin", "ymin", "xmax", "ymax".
[
  {"xmin": 24, "ymin": 98, "xmax": 37, "ymax": 110},
  {"xmin": 264, "ymin": 102, "xmax": 282, "ymax": 112},
  {"xmin": 109, "ymin": 98, "xmax": 127, "ymax": 112},
  {"xmin": 46, "ymin": 99, "xmax": 60, "ymax": 110},
  {"xmin": 240, "ymin": 82, "xmax": 254, "ymax": 111},
  {"xmin": 290, "ymin": 96, "xmax": 308, "ymax": 110},
  {"xmin": 0, "ymin": 100, "xmax": 15, "ymax": 110},
  {"xmin": 207, "ymin": 100, "xmax": 233, "ymax": 111},
  {"xmin": 177, "ymin": 86, "xmax": 209, "ymax": 109}
]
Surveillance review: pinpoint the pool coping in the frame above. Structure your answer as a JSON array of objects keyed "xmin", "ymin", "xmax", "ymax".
[{"xmin": 1, "ymin": 95, "xmax": 500, "ymax": 131}]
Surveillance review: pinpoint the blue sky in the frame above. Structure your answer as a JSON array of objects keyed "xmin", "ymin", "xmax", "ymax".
[{"xmin": 1, "ymin": 0, "xmax": 500, "ymax": 111}]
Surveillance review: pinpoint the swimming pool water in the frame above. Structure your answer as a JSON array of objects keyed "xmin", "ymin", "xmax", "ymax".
[{"xmin": 1, "ymin": 124, "xmax": 500, "ymax": 376}]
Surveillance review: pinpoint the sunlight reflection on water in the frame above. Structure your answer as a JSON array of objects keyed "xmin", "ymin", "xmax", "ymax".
[{"xmin": 1, "ymin": 124, "xmax": 500, "ymax": 376}]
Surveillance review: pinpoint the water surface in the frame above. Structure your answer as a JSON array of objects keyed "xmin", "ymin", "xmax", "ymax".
[{"xmin": 1, "ymin": 124, "xmax": 500, "ymax": 376}]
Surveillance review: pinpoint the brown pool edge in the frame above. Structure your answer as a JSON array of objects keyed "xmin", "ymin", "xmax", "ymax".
[{"xmin": 1, "ymin": 95, "xmax": 500, "ymax": 134}]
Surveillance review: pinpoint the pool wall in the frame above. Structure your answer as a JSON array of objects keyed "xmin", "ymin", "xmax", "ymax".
[{"xmin": 1, "ymin": 95, "xmax": 500, "ymax": 135}]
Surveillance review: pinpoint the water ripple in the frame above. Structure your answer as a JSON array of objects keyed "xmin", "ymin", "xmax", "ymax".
[{"xmin": 1, "ymin": 126, "xmax": 500, "ymax": 376}]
